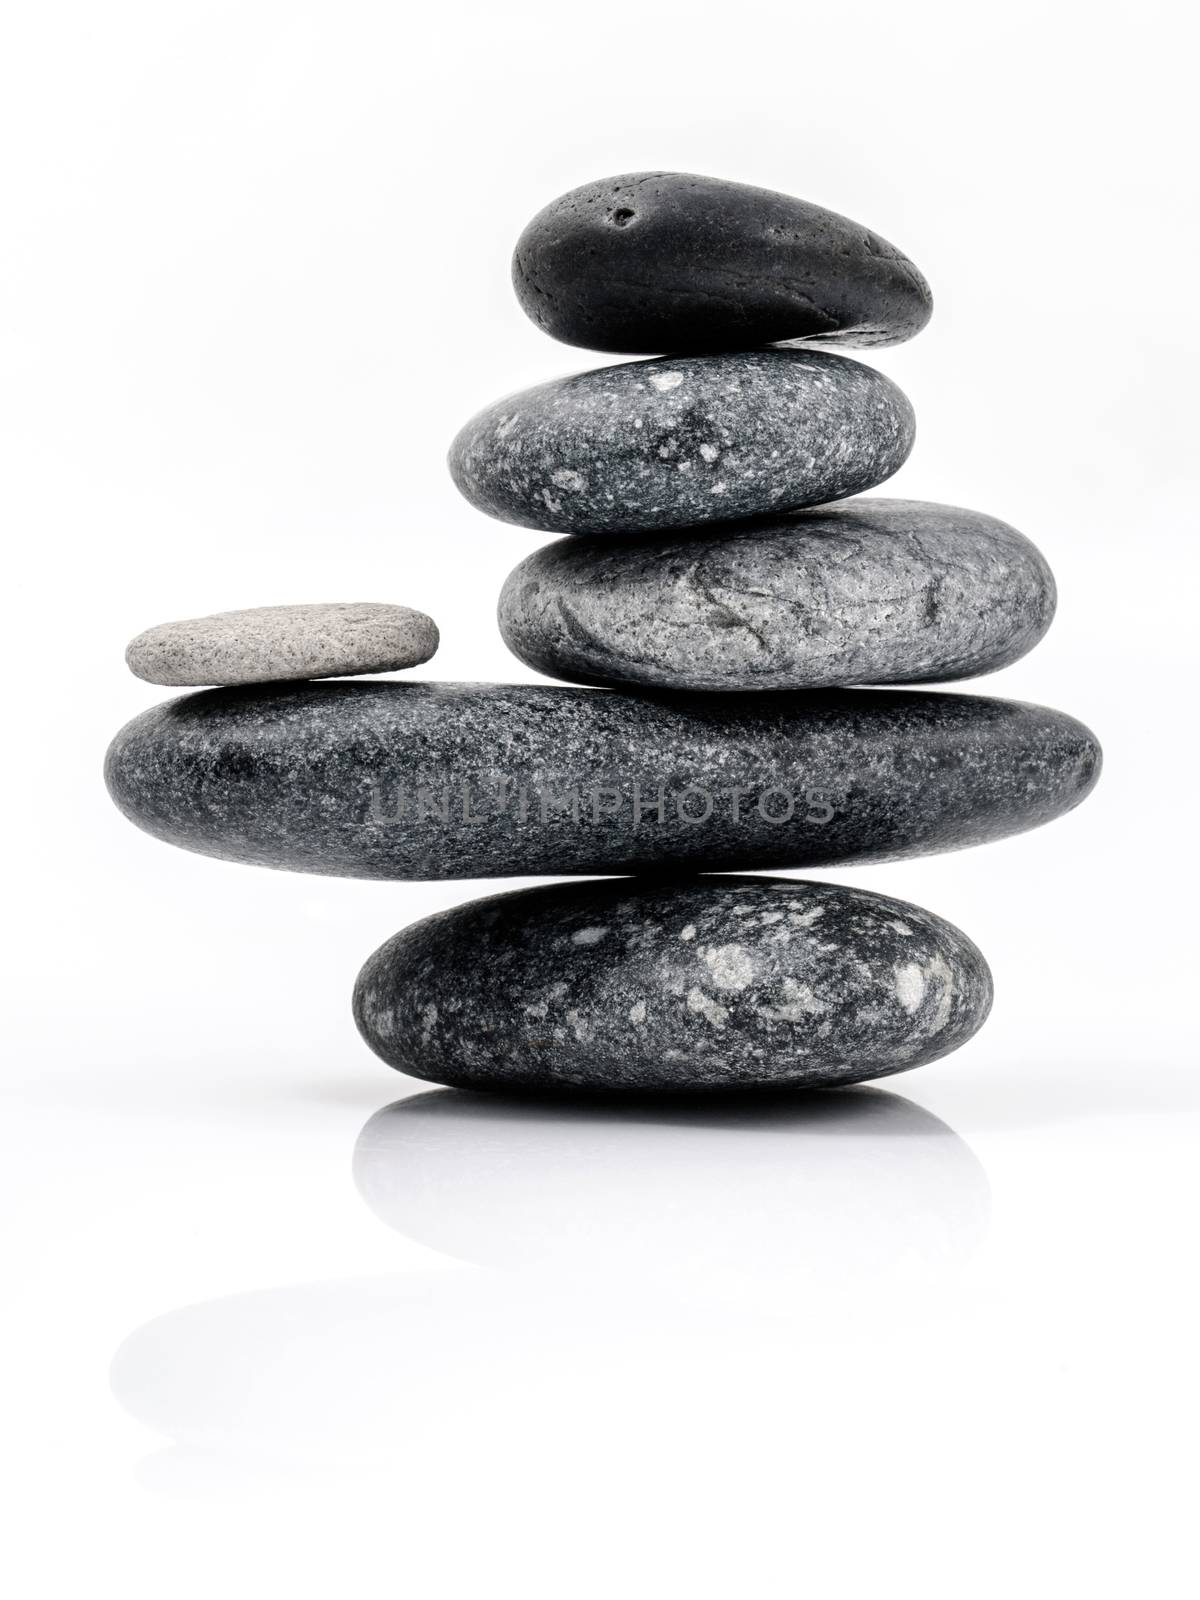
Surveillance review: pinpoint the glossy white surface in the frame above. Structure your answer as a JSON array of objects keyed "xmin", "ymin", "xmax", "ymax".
[{"xmin": 3, "ymin": 1, "xmax": 1196, "ymax": 1594}]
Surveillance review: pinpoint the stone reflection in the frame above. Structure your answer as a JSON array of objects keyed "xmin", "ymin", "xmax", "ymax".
[{"xmin": 352, "ymin": 1084, "xmax": 990, "ymax": 1283}]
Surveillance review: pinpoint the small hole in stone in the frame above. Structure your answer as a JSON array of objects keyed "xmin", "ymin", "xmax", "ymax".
[{"xmin": 611, "ymin": 208, "xmax": 636, "ymax": 226}]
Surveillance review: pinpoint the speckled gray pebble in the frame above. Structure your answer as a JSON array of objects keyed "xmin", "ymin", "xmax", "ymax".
[
  {"xmin": 352, "ymin": 877, "xmax": 993, "ymax": 1092},
  {"xmin": 448, "ymin": 349, "xmax": 914, "ymax": 535},
  {"xmin": 104, "ymin": 681, "xmax": 1101, "ymax": 880},
  {"xmin": 125, "ymin": 603, "xmax": 439, "ymax": 687},
  {"xmin": 513, "ymin": 171, "xmax": 933, "ymax": 354},
  {"xmin": 499, "ymin": 498, "xmax": 1056, "ymax": 691}
]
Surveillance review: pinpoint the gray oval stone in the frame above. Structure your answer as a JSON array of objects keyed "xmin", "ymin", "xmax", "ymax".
[
  {"xmin": 104, "ymin": 682, "xmax": 1101, "ymax": 880},
  {"xmin": 512, "ymin": 171, "xmax": 933, "ymax": 354},
  {"xmin": 125, "ymin": 602, "xmax": 439, "ymax": 687},
  {"xmin": 353, "ymin": 877, "xmax": 993, "ymax": 1092},
  {"xmin": 499, "ymin": 499, "xmax": 1056, "ymax": 691},
  {"xmin": 448, "ymin": 350, "xmax": 914, "ymax": 535}
]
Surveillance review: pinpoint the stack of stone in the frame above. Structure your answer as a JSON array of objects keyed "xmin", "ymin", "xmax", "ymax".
[{"xmin": 106, "ymin": 173, "xmax": 1101, "ymax": 1095}]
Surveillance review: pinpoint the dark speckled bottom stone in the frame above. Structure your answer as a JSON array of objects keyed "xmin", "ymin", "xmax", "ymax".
[
  {"xmin": 103, "ymin": 681, "xmax": 1101, "ymax": 879},
  {"xmin": 353, "ymin": 877, "xmax": 993, "ymax": 1092}
]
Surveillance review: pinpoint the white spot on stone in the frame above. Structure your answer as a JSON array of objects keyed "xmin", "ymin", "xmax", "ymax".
[
  {"xmin": 703, "ymin": 944, "xmax": 755, "ymax": 991},
  {"xmin": 525, "ymin": 1001, "xmax": 548, "ymax": 1020},
  {"xmin": 699, "ymin": 443, "xmax": 719, "ymax": 463},
  {"xmin": 629, "ymin": 1000, "xmax": 647, "ymax": 1025},
  {"xmin": 924, "ymin": 955, "xmax": 955, "ymax": 1032},
  {"xmin": 889, "ymin": 919, "xmax": 914, "ymax": 936},
  {"xmin": 565, "ymin": 1008, "xmax": 592, "ymax": 1042},
  {"xmin": 571, "ymin": 925, "xmax": 608, "ymax": 946},
  {"xmin": 687, "ymin": 987, "xmax": 728, "ymax": 1028},
  {"xmin": 371, "ymin": 1002, "xmax": 396, "ymax": 1039},
  {"xmin": 648, "ymin": 370, "xmax": 685, "ymax": 393},
  {"xmin": 679, "ymin": 924, "xmax": 697, "ymax": 941},
  {"xmin": 762, "ymin": 979, "xmax": 828, "ymax": 1022},
  {"xmin": 540, "ymin": 488, "xmax": 563, "ymax": 514},
  {"xmin": 710, "ymin": 481, "xmax": 727, "ymax": 496},
  {"xmin": 895, "ymin": 962, "xmax": 926, "ymax": 1014},
  {"xmin": 551, "ymin": 467, "xmax": 586, "ymax": 492}
]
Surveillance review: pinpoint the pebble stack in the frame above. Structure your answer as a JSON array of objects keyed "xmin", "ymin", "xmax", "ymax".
[{"xmin": 106, "ymin": 171, "xmax": 1101, "ymax": 1094}]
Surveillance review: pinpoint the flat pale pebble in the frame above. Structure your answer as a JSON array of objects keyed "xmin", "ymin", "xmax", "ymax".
[
  {"xmin": 499, "ymin": 498, "xmax": 1057, "ymax": 690},
  {"xmin": 352, "ymin": 877, "xmax": 994, "ymax": 1092},
  {"xmin": 125, "ymin": 602, "xmax": 439, "ymax": 687},
  {"xmin": 103, "ymin": 681, "xmax": 1102, "ymax": 880},
  {"xmin": 448, "ymin": 349, "xmax": 914, "ymax": 535}
]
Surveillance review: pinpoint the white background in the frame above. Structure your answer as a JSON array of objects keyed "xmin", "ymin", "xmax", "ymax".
[{"xmin": 2, "ymin": 1, "xmax": 1197, "ymax": 1594}]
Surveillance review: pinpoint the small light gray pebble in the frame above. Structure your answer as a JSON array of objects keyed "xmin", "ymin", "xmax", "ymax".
[
  {"xmin": 499, "ymin": 498, "xmax": 1056, "ymax": 691},
  {"xmin": 125, "ymin": 602, "xmax": 439, "ymax": 687},
  {"xmin": 448, "ymin": 349, "xmax": 914, "ymax": 535},
  {"xmin": 103, "ymin": 681, "xmax": 1101, "ymax": 880},
  {"xmin": 352, "ymin": 876, "xmax": 993, "ymax": 1093}
]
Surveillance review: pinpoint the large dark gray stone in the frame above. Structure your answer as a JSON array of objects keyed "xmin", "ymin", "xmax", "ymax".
[
  {"xmin": 499, "ymin": 498, "xmax": 1056, "ymax": 691},
  {"xmin": 353, "ymin": 877, "xmax": 993, "ymax": 1092},
  {"xmin": 512, "ymin": 172, "xmax": 933, "ymax": 353},
  {"xmin": 104, "ymin": 681, "xmax": 1101, "ymax": 880},
  {"xmin": 448, "ymin": 349, "xmax": 914, "ymax": 535}
]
